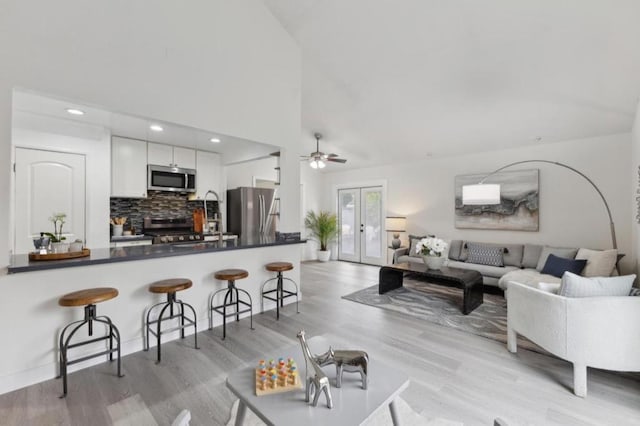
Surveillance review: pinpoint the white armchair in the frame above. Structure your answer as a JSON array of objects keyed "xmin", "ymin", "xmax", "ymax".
[{"xmin": 506, "ymin": 281, "xmax": 640, "ymax": 397}]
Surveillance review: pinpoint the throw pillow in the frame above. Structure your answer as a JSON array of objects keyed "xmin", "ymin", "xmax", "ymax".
[
  {"xmin": 541, "ymin": 254, "xmax": 587, "ymax": 278},
  {"xmin": 535, "ymin": 282, "xmax": 561, "ymax": 294},
  {"xmin": 558, "ymin": 271, "xmax": 636, "ymax": 298},
  {"xmin": 630, "ymin": 288, "xmax": 640, "ymax": 296},
  {"xmin": 522, "ymin": 244, "xmax": 543, "ymax": 269},
  {"xmin": 466, "ymin": 242, "xmax": 504, "ymax": 267},
  {"xmin": 535, "ymin": 246, "xmax": 578, "ymax": 271},
  {"xmin": 575, "ymin": 248, "xmax": 618, "ymax": 277},
  {"xmin": 408, "ymin": 235, "xmax": 428, "ymax": 258}
]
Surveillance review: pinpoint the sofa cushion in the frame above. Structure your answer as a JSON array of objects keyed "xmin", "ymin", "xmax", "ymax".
[
  {"xmin": 458, "ymin": 241, "xmax": 523, "ymax": 267},
  {"xmin": 522, "ymin": 244, "xmax": 543, "ymax": 269},
  {"xmin": 535, "ymin": 282, "xmax": 561, "ymax": 294},
  {"xmin": 575, "ymin": 248, "xmax": 617, "ymax": 277},
  {"xmin": 540, "ymin": 254, "xmax": 587, "ymax": 278},
  {"xmin": 466, "ymin": 242, "xmax": 504, "ymax": 267},
  {"xmin": 447, "ymin": 260, "xmax": 517, "ymax": 278},
  {"xmin": 498, "ymin": 268, "xmax": 561, "ymax": 290},
  {"xmin": 448, "ymin": 240, "xmax": 463, "ymax": 261},
  {"xmin": 536, "ymin": 246, "xmax": 578, "ymax": 271},
  {"xmin": 408, "ymin": 235, "xmax": 428, "ymax": 258},
  {"xmin": 558, "ymin": 272, "xmax": 635, "ymax": 298}
]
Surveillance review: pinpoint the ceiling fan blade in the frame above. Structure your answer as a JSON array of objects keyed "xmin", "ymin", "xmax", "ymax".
[
  {"xmin": 270, "ymin": 151, "xmax": 281, "ymax": 157},
  {"xmin": 327, "ymin": 153, "xmax": 339, "ymax": 158},
  {"xmin": 327, "ymin": 158, "xmax": 347, "ymax": 163}
]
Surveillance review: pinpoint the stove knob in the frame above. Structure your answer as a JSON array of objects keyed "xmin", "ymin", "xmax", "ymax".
[
  {"xmin": 167, "ymin": 236, "xmax": 174, "ymax": 242},
  {"xmin": 195, "ymin": 235, "xmax": 201, "ymax": 240},
  {"xmin": 179, "ymin": 236, "xmax": 185, "ymax": 241},
  {"xmin": 189, "ymin": 235, "xmax": 195, "ymax": 241},
  {"xmin": 160, "ymin": 236, "xmax": 168, "ymax": 243}
]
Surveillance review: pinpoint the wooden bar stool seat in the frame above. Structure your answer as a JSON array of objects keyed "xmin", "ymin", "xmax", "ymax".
[
  {"xmin": 209, "ymin": 269, "xmax": 253, "ymax": 339},
  {"xmin": 214, "ymin": 269, "xmax": 249, "ymax": 281},
  {"xmin": 58, "ymin": 287, "xmax": 118, "ymax": 307},
  {"xmin": 265, "ymin": 262, "xmax": 294, "ymax": 273},
  {"xmin": 149, "ymin": 278, "xmax": 193, "ymax": 293},
  {"xmin": 57, "ymin": 287, "xmax": 123, "ymax": 397},
  {"xmin": 144, "ymin": 278, "xmax": 198, "ymax": 363},
  {"xmin": 261, "ymin": 262, "xmax": 299, "ymax": 320}
]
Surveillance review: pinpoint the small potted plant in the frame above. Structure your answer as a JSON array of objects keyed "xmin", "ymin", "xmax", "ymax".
[
  {"xmin": 45, "ymin": 212, "xmax": 69, "ymax": 253},
  {"xmin": 304, "ymin": 210, "xmax": 338, "ymax": 262},
  {"xmin": 415, "ymin": 237, "xmax": 448, "ymax": 270}
]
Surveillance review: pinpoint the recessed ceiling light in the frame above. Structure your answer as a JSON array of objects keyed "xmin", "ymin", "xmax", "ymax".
[
  {"xmin": 66, "ymin": 108, "xmax": 85, "ymax": 116},
  {"xmin": 150, "ymin": 124, "xmax": 164, "ymax": 132},
  {"xmin": 210, "ymin": 138, "xmax": 221, "ymax": 143}
]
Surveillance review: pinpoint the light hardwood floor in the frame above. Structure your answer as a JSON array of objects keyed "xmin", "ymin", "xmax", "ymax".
[{"xmin": 1, "ymin": 261, "xmax": 639, "ymax": 425}]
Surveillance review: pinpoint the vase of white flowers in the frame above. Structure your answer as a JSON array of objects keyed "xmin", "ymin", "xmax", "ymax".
[{"xmin": 415, "ymin": 237, "xmax": 448, "ymax": 270}]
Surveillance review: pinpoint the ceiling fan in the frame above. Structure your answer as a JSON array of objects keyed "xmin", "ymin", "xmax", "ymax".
[{"xmin": 301, "ymin": 133, "xmax": 347, "ymax": 169}]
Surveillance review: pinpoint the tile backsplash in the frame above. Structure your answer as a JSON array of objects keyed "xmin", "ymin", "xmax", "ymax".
[{"xmin": 110, "ymin": 191, "xmax": 219, "ymax": 233}]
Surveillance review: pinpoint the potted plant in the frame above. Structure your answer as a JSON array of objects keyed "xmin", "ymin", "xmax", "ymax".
[
  {"xmin": 45, "ymin": 212, "xmax": 69, "ymax": 253},
  {"xmin": 415, "ymin": 237, "xmax": 448, "ymax": 270},
  {"xmin": 304, "ymin": 210, "xmax": 338, "ymax": 262}
]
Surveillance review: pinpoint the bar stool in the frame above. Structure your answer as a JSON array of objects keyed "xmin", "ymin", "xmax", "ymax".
[
  {"xmin": 57, "ymin": 287, "xmax": 123, "ymax": 397},
  {"xmin": 260, "ymin": 262, "xmax": 299, "ymax": 320},
  {"xmin": 144, "ymin": 278, "xmax": 199, "ymax": 363},
  {"xmin": 209, "ymin": 269, "xmax": 254, "ymax": 339}
]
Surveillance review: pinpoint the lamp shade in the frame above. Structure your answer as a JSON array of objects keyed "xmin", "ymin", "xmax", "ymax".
[
  {"xmin": 385, "ymin": 216, "xmax": 406, "ymax": 232},
  {"xmin": 462, "ymin": 184, "xmax": 501, "ymax": 205}
]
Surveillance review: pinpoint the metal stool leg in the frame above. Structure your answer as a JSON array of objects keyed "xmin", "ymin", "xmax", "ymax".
[
  {"xmin": 182, "ymin": 301, "xmax": 199, "ymax": 349},
  {"xmin": 260, "ymin": 277, "xmax": 277, "ymax": 313},
  {"xmin": 237, "ymin": 288, "xmax": 254, "ymax": 330},
  {"xmin": 282, "ymin": 277, "xmax": 300, "ymax": 313},
  {"xmin": 155, "ymin": 302, "xmax": 172, "ymax": 363}
]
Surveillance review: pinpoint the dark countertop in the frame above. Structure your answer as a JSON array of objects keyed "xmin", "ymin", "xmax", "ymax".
[
  {"xmin": 110, "ymin": 235, "xmax": 153, "ymax": 242},
  {"xmin": 8, "ymin": 236, "xmax": 306, "ymax": 274}
]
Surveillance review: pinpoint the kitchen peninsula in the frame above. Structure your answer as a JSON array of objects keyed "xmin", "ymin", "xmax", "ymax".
[{"xmin": 1, "ymin": 235, "xmax": 303, "ymax": 395}]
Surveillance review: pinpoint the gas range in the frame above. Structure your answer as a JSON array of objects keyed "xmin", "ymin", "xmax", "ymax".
[{"xmin": 143, "ymin": 217, "xmax": 203, "ymax": 245}]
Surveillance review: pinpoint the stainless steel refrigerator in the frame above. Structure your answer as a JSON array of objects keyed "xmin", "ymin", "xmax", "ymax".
[{"xmin": 226, "ymin": 187, "xmax": 277, "ymax": 238}]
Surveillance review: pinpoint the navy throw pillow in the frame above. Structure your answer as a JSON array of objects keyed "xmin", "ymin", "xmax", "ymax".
[{"xmin": 541, "ymin": 254, "xmax": 587, "ymax": 278}]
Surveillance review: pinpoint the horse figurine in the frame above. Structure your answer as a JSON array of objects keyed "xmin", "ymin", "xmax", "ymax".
[
  {"xmin": 314, "ymin": 347, "xmax": 369, "ymax": 389},
  {"xmin": 297, "ymin": 330, "xmax": 333, "ymax": 408}
]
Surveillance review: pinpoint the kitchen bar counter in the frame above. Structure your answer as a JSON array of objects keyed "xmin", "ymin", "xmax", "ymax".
[{"xmin": 8, "ymin": 237, "xmax": 305, "ymax": 274}]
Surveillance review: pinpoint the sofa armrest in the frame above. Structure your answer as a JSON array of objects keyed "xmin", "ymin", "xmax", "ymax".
[
  {"xmin": 507, "ymin": 282, "xmax": 568, "ymax": 358},
  {"xmin": 392, "ymin": 247, "xmax": 409, "ymax": 263}
]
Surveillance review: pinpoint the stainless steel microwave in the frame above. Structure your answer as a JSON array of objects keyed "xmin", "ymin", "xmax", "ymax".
[{"xmin": 147, "ymin": 164, "xmax": 196, "ymax": 193}]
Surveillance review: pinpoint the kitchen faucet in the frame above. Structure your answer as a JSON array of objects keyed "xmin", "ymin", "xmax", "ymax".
[{"xmin": 203, "ymin": 190, "xmax": 224, "ymax": 247}]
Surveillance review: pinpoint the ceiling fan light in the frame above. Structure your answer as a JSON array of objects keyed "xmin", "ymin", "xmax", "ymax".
[{"xmin": 309, "ymin": 158, "xmax": 325, "ymax": 169}]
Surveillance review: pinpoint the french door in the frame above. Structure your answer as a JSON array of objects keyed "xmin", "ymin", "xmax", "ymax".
[{"xmin": 337, "ymin": 186, "xmax": 384, "ymax": 265}]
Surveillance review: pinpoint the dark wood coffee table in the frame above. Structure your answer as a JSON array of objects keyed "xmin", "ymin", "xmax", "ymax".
[{"xmin": 379, "ymin": 262, "xmax": 483, "ymax": 314}]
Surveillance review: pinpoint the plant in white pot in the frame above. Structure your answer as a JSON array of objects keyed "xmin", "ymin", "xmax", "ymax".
[
  {"xmin": 45, "ymin": 212, "xmax": 69, "ymax": 253},
  {"xmin": 415, "ymin": 237, "xmax": 448, "ymax": 270},
  {"xmin": 304, "ymin": 210, "xmax": 338, "ymax": 262}
]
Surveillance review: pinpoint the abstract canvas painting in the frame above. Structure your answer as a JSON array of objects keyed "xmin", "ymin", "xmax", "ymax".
[{"xmin": 455, "ymin": 169, "xmax": 539, "ymax": 231}]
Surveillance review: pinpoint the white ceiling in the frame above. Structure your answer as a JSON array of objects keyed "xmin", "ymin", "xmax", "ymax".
[
  {"xmin": 264, "ymin": 0, "xmax": 640, "ymax": 170},
  {"xmin": 12, "ymin": 90, "xmax": 279, "ymax": 165}
]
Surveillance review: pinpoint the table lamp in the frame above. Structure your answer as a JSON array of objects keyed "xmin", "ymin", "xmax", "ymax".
[{"xmin": 385, "ymin": 217, "xmax": 406, "ymax": 249}]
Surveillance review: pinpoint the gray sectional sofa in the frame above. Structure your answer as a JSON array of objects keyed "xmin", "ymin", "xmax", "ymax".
[{"xmin": 394, "ymin": 238, "xmax": 587, "ymax": 289}]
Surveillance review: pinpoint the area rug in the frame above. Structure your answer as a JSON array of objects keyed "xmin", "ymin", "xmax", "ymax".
[
  {"xmin": 226, "ymin": 397, "xmax": 463, "ymax": 426},
  {"xmin": 342, "ymin": 278, "xmax": 540, "ymax": 353}
]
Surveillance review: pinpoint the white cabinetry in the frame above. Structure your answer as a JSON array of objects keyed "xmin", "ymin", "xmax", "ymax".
[
  {"xmin": 111, "ymin": 136, "xmax": 148, "ymax": 198},
  {"xmin": 148, "ymin": 143, "xmax": 196, "ymax": 169},
  {"xmin": 195, "ymin": 150, "xmax": 223, "ymax": 201}
]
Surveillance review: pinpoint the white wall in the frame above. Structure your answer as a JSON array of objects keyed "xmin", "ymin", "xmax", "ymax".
[
  {"xmin": 632, "ymin": 101, "xmax": 640, "ymax": 274},
  {"xmin": 0, "ymin": 0, "xmax": 301, "ymax": 266},
  {"xmin": 319, "ymin": 133, "xmax": 634, "ymax": 271},
  {"xmin": 225, "ymin": 157, "xmax": 279, "ymax": 190},
  {"xmin": 12, "ymin": 112, "xmax": 111, "ymax": 251}
]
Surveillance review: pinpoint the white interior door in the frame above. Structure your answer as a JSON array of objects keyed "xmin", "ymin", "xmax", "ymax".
[
  {"xmin": 14, "ymin": 148, "xmax": 86, "ymax": 254},
  {"xmin": 338, "ymin": 186, "xmax": 384, "ymax": 265}
]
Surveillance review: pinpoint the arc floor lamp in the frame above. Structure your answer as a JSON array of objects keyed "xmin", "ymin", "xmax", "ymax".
[{"xmin": 461, "ymin": 160, "xmax": 617, "ymax": 250}]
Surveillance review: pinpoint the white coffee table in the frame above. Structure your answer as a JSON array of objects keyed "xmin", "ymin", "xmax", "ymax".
[{"xmin": 226, "ymin": 336, "xmax": 410, "ymax": 426}]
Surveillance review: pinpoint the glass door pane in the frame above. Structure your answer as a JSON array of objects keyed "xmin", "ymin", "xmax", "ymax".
[
  {"xmin": 338, "ymin": 188, "xmax": 359, "ymax": 262},
  {"xmin": 361, "ymin": 187, "xmax": 383, "ymax": 264}
]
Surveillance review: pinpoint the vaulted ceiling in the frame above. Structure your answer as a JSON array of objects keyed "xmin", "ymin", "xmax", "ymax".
[{"xmin": 263, "ymin": 0, "xmax": 640, "ymax": 169}]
